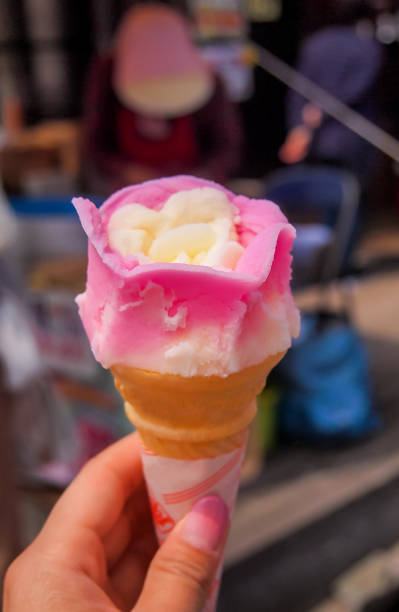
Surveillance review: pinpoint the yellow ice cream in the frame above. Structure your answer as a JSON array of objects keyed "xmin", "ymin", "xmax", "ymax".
[{"xmin": 107, "ymin": 187, "xmax": 245, "ymax": 270}]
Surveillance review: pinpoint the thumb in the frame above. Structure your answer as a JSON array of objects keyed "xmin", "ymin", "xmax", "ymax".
[{"xmin": 134, "ymin": 496, "xmax": 229, "ymax": 612}]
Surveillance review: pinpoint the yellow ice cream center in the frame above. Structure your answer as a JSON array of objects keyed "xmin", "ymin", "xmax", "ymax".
[{"xmin": 107, "ymin": 187, "xmax": 244, "ymax": 269}]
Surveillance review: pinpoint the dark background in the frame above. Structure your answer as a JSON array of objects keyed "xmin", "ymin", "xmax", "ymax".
[{"xmin": 3, "ymin": 0, "xmax": 399, "ymax": 178}]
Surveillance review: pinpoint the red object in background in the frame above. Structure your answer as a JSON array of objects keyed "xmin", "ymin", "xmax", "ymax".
[
  {"xmin": 83, "ymin": 55, "xmax": 242, "ymax": 188},
  {"xmin": 116, "ymin": 108, "xmax": 198, "ymax": 170}
]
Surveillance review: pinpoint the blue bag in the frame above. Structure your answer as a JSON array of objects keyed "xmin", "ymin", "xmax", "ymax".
[{"xmin": 277, "ymin": 311, "xmax": 380, "ymax": 441}]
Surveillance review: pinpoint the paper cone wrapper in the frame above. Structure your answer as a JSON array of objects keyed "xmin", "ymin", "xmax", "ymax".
[
  {"xmin": 111, "ymin": 351, "xmax": 285, "ymax": 611},
  {"xmin": 140, "ymin": 440, "xmax": 246, "ymax": 612}
]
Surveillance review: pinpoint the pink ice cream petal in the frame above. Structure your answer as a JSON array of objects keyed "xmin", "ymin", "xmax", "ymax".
[
  {"xmin": 100, "ymin": 175, "xmax": 233, "ymax": 225},
  {"xmin": 234, "ymin": 195, "xmax": 288, "ymax": 229},
  {"xmin": 72, "ymin": 197, "xmax": 104, "ymax": 246},
  {"xmin": 73, "ymin": 196, "xmax": 141, "ymax": 274},
  {"xmin": 236, "ymin": 223, "xmax": 296, "ymax": 279},
  {"xmin": 74, "ymin": 176, "xmax": 299, "ymax": 374}
]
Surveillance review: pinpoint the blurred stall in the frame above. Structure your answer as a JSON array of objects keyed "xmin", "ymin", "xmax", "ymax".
[
  {"xmin": 7, "ymin": 194, "xmax": 128, "ymax": 485},
  {"xmin": 81, "ymin": 3, "xmax": 242, "ymax": 193},
  {"xmin": 0, "ymin": 120, "xmax": 80, "ymax": 195}
]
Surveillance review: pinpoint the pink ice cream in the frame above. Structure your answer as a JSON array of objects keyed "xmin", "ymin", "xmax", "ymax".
[{"xmin": 73, "ymin": 176, "xmax": 300, "ymax": 377}]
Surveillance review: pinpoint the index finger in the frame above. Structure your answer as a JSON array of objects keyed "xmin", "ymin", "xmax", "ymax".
[{"xmin": 44, "ymin": 432, "xmax": 143, "ymax": 540}]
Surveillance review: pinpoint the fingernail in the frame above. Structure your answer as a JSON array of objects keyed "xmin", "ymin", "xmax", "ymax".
[{"xmin": 182, "ymin": 496, "xmax": 229, "ymax": 552}]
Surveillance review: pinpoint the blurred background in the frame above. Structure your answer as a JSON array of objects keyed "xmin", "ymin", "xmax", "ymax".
[{"xmin": 1, "ymin": 0, "xmax": 399, "ymax": 610}]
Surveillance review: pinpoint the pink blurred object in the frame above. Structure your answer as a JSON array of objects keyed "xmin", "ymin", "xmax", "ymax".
[
  {"xmin": 112, "ymin": 4, "xmax": 213, "ymax": 117},
  {"xmin": 76, "ymin": 419, "xmax": 115, "ymax": 467}
]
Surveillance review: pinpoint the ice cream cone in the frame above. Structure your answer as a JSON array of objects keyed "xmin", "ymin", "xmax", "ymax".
[
  {"xmin": 111, "ymin": 350, "xmax": 285, "ymax": 459},
  {"xmin": 74, "ymin": 175, "xmax": 299, "ymax": 612},
  {"xmin": 111, "ymin": 354, "xmax": 285, "ymax": 612}
]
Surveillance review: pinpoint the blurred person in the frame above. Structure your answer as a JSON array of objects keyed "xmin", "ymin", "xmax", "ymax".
[
  {"xmin": 82, "ymin": 3, "xmax": 242, "ymax": 193},
  {"xmin": 4, "ymin": 432, "xmax": 229, "ymax": 611},
  {"xmin": 279, "ymin": 0, "xmax": 384, "ymax": 186}
]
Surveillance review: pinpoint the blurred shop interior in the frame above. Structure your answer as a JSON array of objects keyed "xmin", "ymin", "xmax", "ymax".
[{"xmin": 2, "ymin": 1, "xmax": 399, "ymax": 610}]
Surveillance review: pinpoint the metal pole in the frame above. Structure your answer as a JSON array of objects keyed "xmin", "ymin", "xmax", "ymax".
[{"xmin": 248, "ymin": 42, "xmax": 399, "ymax": 164}]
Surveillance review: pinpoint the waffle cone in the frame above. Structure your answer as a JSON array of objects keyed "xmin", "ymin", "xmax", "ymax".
[{"xmin": 111, "ymin": 351, "xmax": 285, "ymax": 459}]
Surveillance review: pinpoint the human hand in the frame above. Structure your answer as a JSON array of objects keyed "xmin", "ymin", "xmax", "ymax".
[
  {"xmin": 279, "ymin": 125, "xmax": 312, "ymax": 164},
  {"xmin": 302, "ymin": 103, "xmax": 322, "ymax": 130},
  {"xmin": 4, "ymin": 433, "xmax": 229, "ymax": 611}
]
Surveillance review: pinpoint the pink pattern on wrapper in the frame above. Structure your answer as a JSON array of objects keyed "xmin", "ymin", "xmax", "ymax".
[
  {"xmin": 140, "ymin": 442, "xmax": 246, "ymax": 612},
  {"xmin": 163, "ymin": 449, "xmax": 242, "ymax": 504},
  {"xmin": 140, "ymin": 446, "xmax": 158, "ymax": 456}
]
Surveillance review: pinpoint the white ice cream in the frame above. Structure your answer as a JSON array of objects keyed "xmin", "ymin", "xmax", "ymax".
[{"xmin": 108, "ymin": 187, "xmax": 245, "ymax": 270}]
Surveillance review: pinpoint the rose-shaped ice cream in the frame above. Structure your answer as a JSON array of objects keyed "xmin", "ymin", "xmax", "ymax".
[{"xmin": 73, "ymin": 176, "xmax": 300, "ymax": 377}]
